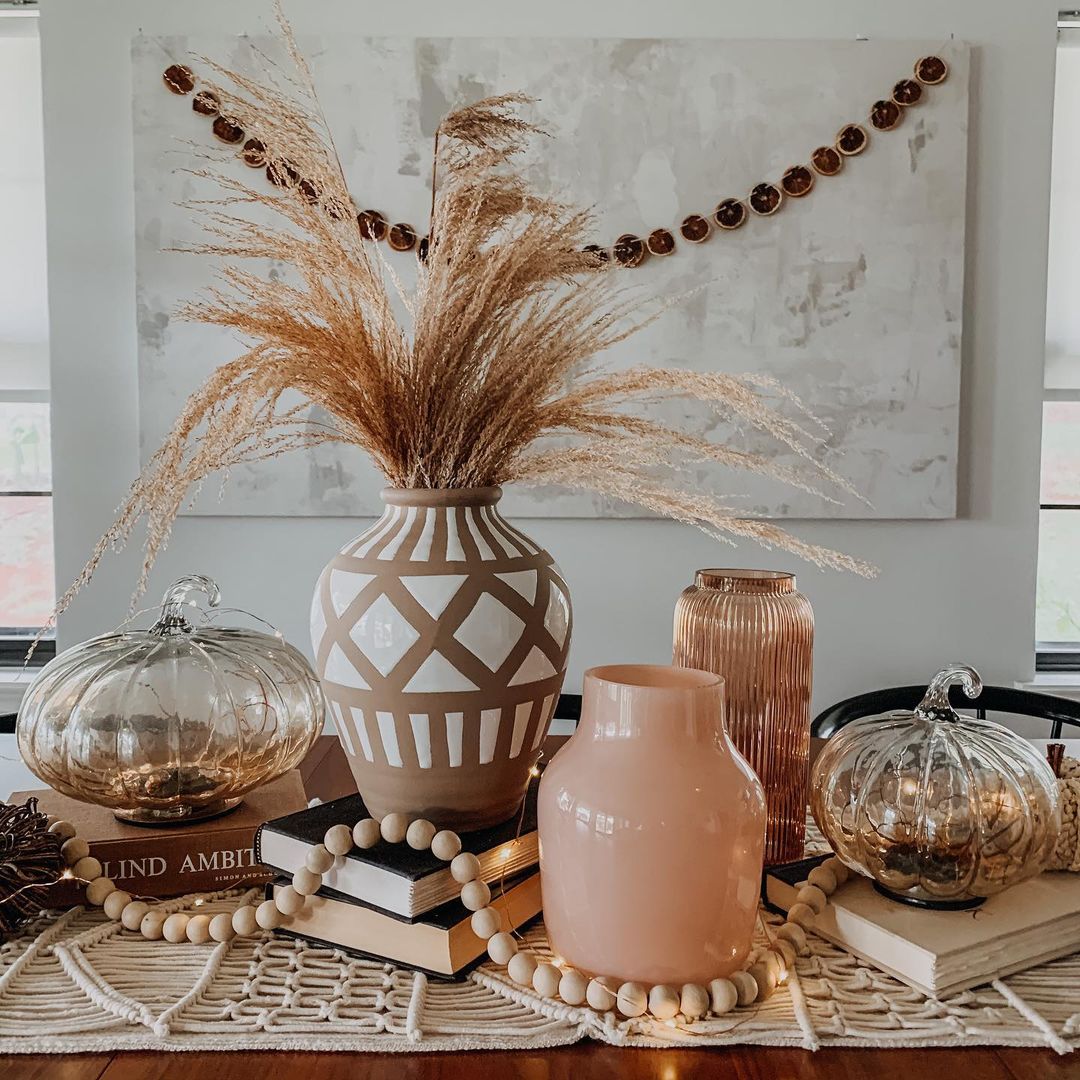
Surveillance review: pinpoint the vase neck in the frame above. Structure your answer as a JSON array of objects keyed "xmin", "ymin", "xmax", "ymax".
[
  {"xmin": 694, "ymin": 569, "xmax": 795, "ymax": 595},
  {"xmin": 380, "ymin": 486, "xmax": 502, "ymax": 509},
  {"xmin": 576, "ymin": 664, "xmax": 726, "ymax": 744}
]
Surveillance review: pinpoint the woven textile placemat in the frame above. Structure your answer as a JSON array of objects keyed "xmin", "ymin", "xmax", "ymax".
[{"xmin": 1, "ymin": 883, "xmax": 1078, "ymax": 1055}]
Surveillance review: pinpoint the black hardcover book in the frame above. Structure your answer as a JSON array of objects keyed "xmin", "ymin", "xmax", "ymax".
[
  {"xmin": 269, "ymin": 868, "xmax": 542, "ymax": 979},
  {"xmin": 255, "ymin": 779, "xmax": 539, "ymax": 919},
  {"xmin": 760, "ymin": 854, "xmax": 830, "ymax": 914}
]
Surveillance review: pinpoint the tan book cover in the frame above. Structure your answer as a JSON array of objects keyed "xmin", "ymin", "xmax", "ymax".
[
  {"xmin": 273, "ymin": 870, "xmax": 542, "ymax": 977},
  {"xmin": 12, "ymin": 770, "xmax": 306, "ymax": 903}
]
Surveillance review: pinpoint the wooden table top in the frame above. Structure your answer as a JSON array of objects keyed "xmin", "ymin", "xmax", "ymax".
[{"xmin": 5, "ymin": 735, "xmax": 1076, "ymax": 1080}]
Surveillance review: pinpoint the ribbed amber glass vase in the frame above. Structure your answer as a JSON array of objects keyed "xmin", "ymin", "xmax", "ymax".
[{"xmin": 672, "ymin": 569, "xmax": 814, "ymax": 864}]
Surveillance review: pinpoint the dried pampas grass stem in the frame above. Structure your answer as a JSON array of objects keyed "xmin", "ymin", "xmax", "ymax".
[{"xmin": 53, "ymin": 3, "xmax": 874, "ymax": 630}]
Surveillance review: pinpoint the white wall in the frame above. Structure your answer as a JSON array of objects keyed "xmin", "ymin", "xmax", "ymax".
[
  {"xmin": 40, "ymin": 0, "xmax": 1058, "ymax": 718},
  {"xmin": 0, "ymin": 22, "xmax": 49, "ymax": 389},
  {"xmin": 1046, "ymin": 30, "xmax": 1080, "ymax": 388}
]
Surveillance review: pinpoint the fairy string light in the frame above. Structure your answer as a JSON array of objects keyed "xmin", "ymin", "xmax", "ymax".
[{"xmin": 18, "ymin": 798, "xmax": 850, "ymax": 1025}]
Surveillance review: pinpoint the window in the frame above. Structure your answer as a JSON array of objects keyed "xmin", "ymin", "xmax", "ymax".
[{"xmin": 0, "ymin": 5, "xmax": 55, "ymax": 664}]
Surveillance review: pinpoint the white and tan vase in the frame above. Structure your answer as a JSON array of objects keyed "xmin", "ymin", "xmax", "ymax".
[{"xmin": 311, "ymin": 487, "xmax": 571, "ymax": 830}]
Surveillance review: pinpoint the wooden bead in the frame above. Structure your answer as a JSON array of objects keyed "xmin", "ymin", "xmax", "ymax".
[
  {"xmin": 586, "ymin": 976, "xmax": 618, "ymax": 1011},
  {"xmin": 774, "ymin": 939, "xmax": 798, "ymax": 971},
  {"xmin": 209, "ymin": 912, "xmax": 236, "ymax": 942},
  {"xmin": 324, "ymin": 823, "xmax": 353, "ymax": 856},
  {"xmin": 256, "ymin": 899, "xmax": 283, "ymax": 929},
  {"xmin": 807, "ymin": 865, "xmax": 838, "ymax": 895},
  {"xmin": 709, "ymin": 978, "xmax": 738, "ymax": 1015},
  {"xmin": 559, "ymin": 969, "xmax": 588, "ymax": 1006},
  {"xmin": 274, "ymin": 885, "xmax": 305, "ymax": 916},
  {"xmin": 48, "ymin": 819, "xmax": 76, "ymax": 841},
  {"xmin": 379, "ymin": 813, "xmax": 409, "ymax": 844},
  {"xmin": 86, "ymin": 877, "xmax": 115, "ymax": 906},
  {"xmin": 352, "ymin": 818, "xmax": 382, "ymax": 849},
  {"xmin": 470, "ymin": 906, "xmax": 502, "ymax": 939},
  {"xmin": 731, "ymin": 970, "xmax": 759, "ymax": 1007},
  {"xmin": 72, "ymin": 856, "xmax": 103, "ymax": 882},
  {"xmin": 487, "ymin": 931, "xmax": 517, "ymax": 965},
  {"xmin": 616, "ymin": 981, "xmax": 648, "ymax": 1017},
  {"xmin": 460, "ymin": 880, "xmax": 491, "ymax": 912},
  {"xmin": 186, "ymin": 914, "xmax": 212, "ymax": 944},
  {"xmin": 232, "ymin": 905, "xmax": 258, "ymax": 937},
  {"xmin": 823, "ymin": 856, "xmax": 850, "ymax": 885},
  {"xmin": 103, "ymin": 890, "xmax": 132, "ymax": 920},
  {"xmin": 163, "ymin": 913, "xmax": 190, "ymax": 943},
  {"xmin": 796, "ymin": 884, "xmax": 827, "ymax": 914},
  {"xmin": 292, "ymin": 867, "xmax": 321, "ymax": 896},
  {"xmin": 648, "ymin": 984, "xmax": 680, "ymax": 1020},
  {"xmin": 61, "ymin": 837, "xmax": 90, "ymax": 866},
  {"xmin": 749, "ymin": 960, "xmax": 777, "ymax": 1001},
  {"xmin": 406, "ymin": 819, "xmax": 437, "ymax": 850},
  {"xmin": 532, "ymin": 962, "xmax": 562, "ymax": 998},
  {"xmin": 450, "ymin": 852, "xmax": 481, "ymax": 884},
  {"xmin": 777, "ymin": 922, "xmax": 809, "ymax": 955},
  {"xmin": 680, "ymin": 983, "xmax": 710, "ymax": 1020},
  {"xmin": 121, "ymin": 901, "xmax": 150, "ymax": 931},
  {"xmin": 305, "ymin": 844, "xmax": 335, "ymax": 874},
  {"xmin": 766, "ymin": 948, "xmax": 787, "ymax": 980},
  {"xmin": 787, "ymin": 901, "xmax": 817, "ymax": 929},
  {"xmin": 431, "ymin": 830, "xmax": 461, "ymax": 861},
  {"xmin": 140, "ymin": 910, "xmax": 166, "ymax": 940},
  {"xmin": 507, "ymin": 950, "xmax": 538, "ymax": 986}
]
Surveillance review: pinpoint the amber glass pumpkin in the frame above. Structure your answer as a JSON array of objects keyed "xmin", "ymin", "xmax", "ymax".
[
  {"xmin": 811, "ymin": 665, "xmax": 1061, "ymax": 908},
  {"xmin": 17, "ymin": 575, "xmax": 324, "ymax": 824}
]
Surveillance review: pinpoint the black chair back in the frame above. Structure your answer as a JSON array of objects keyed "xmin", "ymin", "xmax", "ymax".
[{"xmin": 813, "ymin": 684, "xmax": 1080, "ymax": 740}]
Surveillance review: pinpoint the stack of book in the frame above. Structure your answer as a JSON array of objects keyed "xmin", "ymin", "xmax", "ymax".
[
  {"xmin": 11, "ymin": 771, "xmax": 307, "ymax": 904},
  {"xmin": 765, "ymin": 854, "xmax": 1080, "ymax": 997},
  {"xmin": 255, "ymin": 781, "xmax": 542, "ymax": 978}
]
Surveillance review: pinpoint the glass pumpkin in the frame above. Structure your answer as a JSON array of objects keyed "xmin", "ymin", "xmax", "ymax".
[
  {"xmin": 17, "ymin": 575, "xmax": 325, "ymax": 824},
  {"xmin": 811, "ymin": 665, "xmax": 1061, "ymax": 909}
]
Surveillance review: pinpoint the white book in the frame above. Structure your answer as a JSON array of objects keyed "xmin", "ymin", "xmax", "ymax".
[{"xmin": 765, "ymin": 856, "xmax": 1080, "ymax": 997}]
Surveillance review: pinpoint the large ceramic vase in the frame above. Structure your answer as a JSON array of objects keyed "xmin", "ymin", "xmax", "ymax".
[
  {"xmin": 311, "ymin": 487, "xmax": 571, "ymax": 830},
  {"xmin": 538, "ymin": 665, "xmax": 766, "ymax": 985}
]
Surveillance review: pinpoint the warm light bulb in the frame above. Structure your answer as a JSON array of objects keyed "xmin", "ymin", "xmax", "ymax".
[{"xmin": 194, "ymin": 898, "xmax": 204, "ymax": 906}]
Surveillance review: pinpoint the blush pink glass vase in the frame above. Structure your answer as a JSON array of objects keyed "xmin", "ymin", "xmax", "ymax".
[{"xmin": 538, "ymin": 665, "xmax": 766, "ymax": 986}]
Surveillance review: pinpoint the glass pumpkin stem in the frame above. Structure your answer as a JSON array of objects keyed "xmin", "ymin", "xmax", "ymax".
[
  {"xmin": 152, "ymin": 575, "xmax": 222, "ymax": 636},
  {"xmin": 917, "ymin": 664, "xmax": 982, "ymax": 722}
]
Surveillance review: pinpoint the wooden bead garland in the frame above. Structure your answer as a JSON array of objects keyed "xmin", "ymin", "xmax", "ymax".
[{"xmin": 54, "ymin": 804, "xmax": 847, "ymax": 1025}]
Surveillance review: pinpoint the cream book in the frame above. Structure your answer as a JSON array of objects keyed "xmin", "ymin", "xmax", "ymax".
[
  {"xmin": 271, "ymin": 869, "xmax": 541, "ymax": 978},
  {"xmin": 765, "ymin": 855, "xmax": 1080, "ymax": 997}
]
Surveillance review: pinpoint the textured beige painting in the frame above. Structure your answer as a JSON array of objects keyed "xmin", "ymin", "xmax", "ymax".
[{"xmin": 132, "ymin": 37, "xmax": 969, "ymax": 519}]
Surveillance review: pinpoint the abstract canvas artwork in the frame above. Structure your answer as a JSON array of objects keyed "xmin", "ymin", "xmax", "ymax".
[{"xmin": 131, "ymin": 37, "xmax": 969, "ymax": 519}]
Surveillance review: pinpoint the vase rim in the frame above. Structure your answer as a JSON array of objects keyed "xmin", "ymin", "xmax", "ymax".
[
  {"xmin": 694, "ymin": 568, "xmax": 795, "ymax": 593},
  {"xmin": 380, "ymin": 486, "xmax": 502, "ymax": 508},
  {"xmin": 585, "ymin": 664, "xmax": 723, "ymax": 694}
]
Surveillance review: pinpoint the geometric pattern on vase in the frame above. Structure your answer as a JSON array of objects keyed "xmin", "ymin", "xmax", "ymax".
[{"xmin": 311, "ymin": 488, "xmax": 572, "ymax": 829}]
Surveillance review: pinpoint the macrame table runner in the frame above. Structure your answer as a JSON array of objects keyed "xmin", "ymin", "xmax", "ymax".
[{"xmin": 1, "ymin": 884, "xmax": 1078, "ymax": 1056}]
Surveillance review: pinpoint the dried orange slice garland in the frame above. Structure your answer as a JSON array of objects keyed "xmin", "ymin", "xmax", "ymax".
[{"xmin": 159, "ymin": 52, "xmax": 949, "ymax": 264}]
